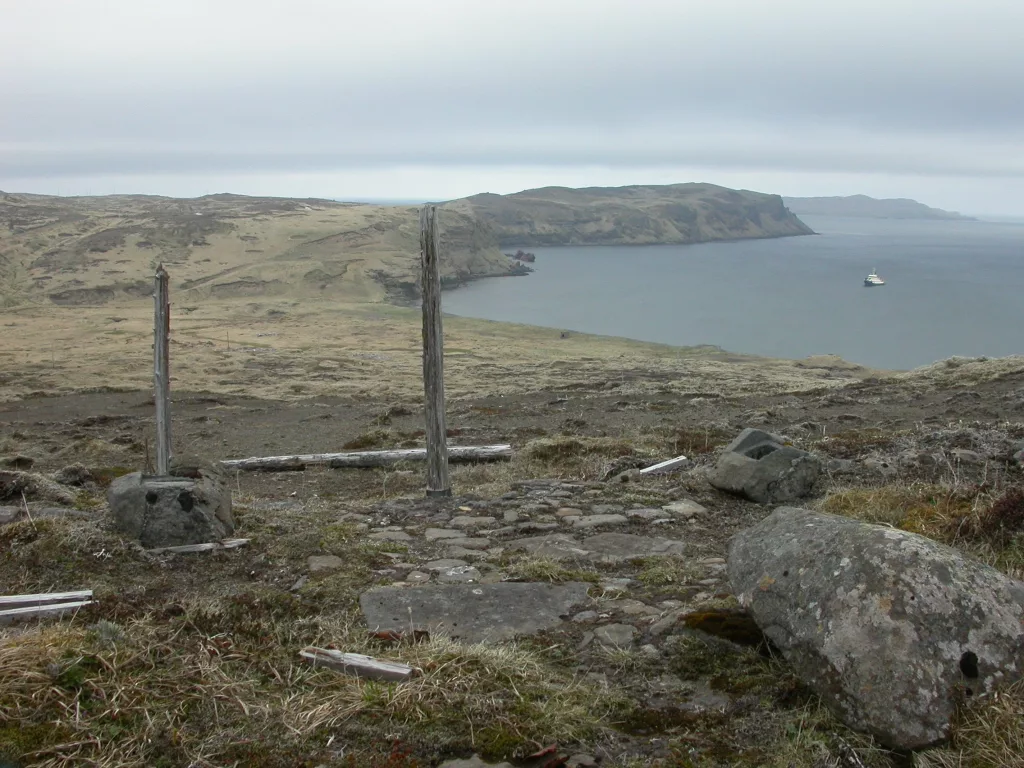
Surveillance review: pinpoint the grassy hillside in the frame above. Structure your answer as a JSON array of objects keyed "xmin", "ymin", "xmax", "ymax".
[
  {"xmin": 0, "ymin": 192, "xmax": 517, "ymax": 308},
  {"xmin": 445, "ymin": 183, "xmax": 814, "ymax": 247}
]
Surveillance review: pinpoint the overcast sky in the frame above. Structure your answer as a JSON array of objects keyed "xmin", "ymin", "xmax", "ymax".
[{"xmin": 2, "ymin": 0, "xmax": 1023, "ymax": 215}]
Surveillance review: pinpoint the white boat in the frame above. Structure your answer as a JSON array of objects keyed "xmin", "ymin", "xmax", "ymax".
[{"xmin": 864, "ymin": 270, "xmax": 885, "ymax": 286}]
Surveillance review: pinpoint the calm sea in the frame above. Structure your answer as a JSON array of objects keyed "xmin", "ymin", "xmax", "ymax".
[{"xmin": 441, "ymin": 216, "xmax": 1024, "ymax": 371}]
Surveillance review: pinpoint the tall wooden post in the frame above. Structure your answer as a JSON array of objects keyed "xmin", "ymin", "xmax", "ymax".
[
  {"xmin": 153, "ymin": 264, "xmax": 172, "ymax": 476},
  {"xmin": 420, "ymin": 206, "xmax": 451, "ymax": 497}
]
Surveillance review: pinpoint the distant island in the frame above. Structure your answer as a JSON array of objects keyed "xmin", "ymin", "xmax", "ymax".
[
  {"xmin": 783, "ymin": 194, "xmax": 975, "ymax": 221},
  {"xmin": 445, "ymin": 183, "xmax": 814, "ymax": 247}
]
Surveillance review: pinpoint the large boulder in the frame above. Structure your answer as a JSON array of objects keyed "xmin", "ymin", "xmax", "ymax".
[
  {"xmin": 728, "ymin": 507, "xmax": 1024, "ymax": 750},
  {"xmin": 708, "ymin": 428, "xmax": 820, "ymax": 503},
  {"xmin": 107, "ymin": 472, "xmax": 233, "ymax": 548}
]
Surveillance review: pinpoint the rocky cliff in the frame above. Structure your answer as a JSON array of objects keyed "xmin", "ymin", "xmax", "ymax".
[{"xmin": 444, "ymin": 183, "xmax": 814, "ymax": 247}]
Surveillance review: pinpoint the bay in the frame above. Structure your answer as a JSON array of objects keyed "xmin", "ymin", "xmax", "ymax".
[{"xmin": 442, "ymin": 215, "xmax": 1024, "ymax": 370}]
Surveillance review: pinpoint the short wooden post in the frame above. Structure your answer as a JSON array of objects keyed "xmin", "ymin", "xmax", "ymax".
[
  {"xmin": 420, "ymin": 206, "xmax": 451, "ymax": 497},
  {"xmin": 154, "ymin": 264, "xmax": 172, "ymax": 476}
]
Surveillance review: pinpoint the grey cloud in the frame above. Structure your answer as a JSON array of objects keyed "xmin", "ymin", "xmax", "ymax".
[{"xmin": 1, "ymin": 0, "xmax": 1023, "ymax": 184}]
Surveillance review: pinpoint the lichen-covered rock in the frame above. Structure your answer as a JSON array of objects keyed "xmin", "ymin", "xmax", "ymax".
[
  {"xmin": 107, "ymin": 472, "xmax": 233, "ymax": 548},
  {"xmin": 707, "ymin": 428, "xmax": 821, "ymax": 503},
  {"xmin": 728, "ymin": 507, "xmax": 1024, "ymax": 749}
]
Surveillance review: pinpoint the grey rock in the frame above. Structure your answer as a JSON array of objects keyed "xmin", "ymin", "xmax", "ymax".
[
  {"xmin": 370, "ymin": 530, "xmax": 414, "ymax": 542},
  {"xmin": 708, "ymin": 428, "xmax": 821, "ymax": 503},
  {"xmin": 407, "ymin": 571, "xmax": 431, "ymax": 584},
  {"xmin": 556, "ymin": 507, "xmax": 584, "ymax": 517},
  {"xmin": 567, "ymin": 755, "xmax": 598, "ymax": 768},
  {"xmin": 951, "ymin": 448, "xmax": 985, "ymax": 465},
  {"xmin": 649, "ymin": 610, "xmax": 684, "ymax": 636},
  {"xmin": 360, "ymin": 582, "xmax": 591, "ymax": 643},
  {"xmin": 425, "ymin": 559, "xmax": 470, "ymax": 570},
  {"xmin": 593, "ymin": 623, "xmax": 638, "ymax": 647},
  {"xmin": 679, "ymin": 684, "xmax": 732, "ymax": 713},
  {"xmin": 516, "ymin": 522, "xmax": 560, "ymax": 533},
  {"xmin": 724, "ymin": 427, "xmax": 788, "ymax": 455},
  {"xmin": 450, "ymin": 516, "xmax": 496, "ymax": 529},
  {"xmin": 612, "ymin": 469, "xmax": 642, "ymax": 483},
  {"xmin": 507, "ymin": 532, "xmax": 685, "ymax": 563},
  {"xmin": 592, "ymin": 504, "xmax": 624, "ymax": 515},
  {"xmin": 446, "ymin": 547, "xmax": 489, "ymax": 561},
  {"xmin": 570, "ymin": 513, "xmax": 629, "ymax": 529},
  {"xmin": 614, "ymin": 599, "xmax": 659, "ymax": 616},
  {"xmin": 827, "ymin": 458, "xmax": 857, "ymax": 474},
  {"xmin": 438, "ymin": 757, "xmax": 515, "ymax": 768},
  {"xmin": 728, "ymin": 506, "xmax": 1024, "ymax": 750},
  {"xmin": 107, "ymin": 472, "xmax": 233, "ymax": 548},
  {"xmin": 599, "ymin": 578, "xmax": 635, "ymax": 595},
  {"xmin": 424, "ymin": 528, "xmax": 465, "ymax": 540},
  {"xmin": 572, "ymin": 610, "xmax": 600, "ymax": 623},
  {"xmin": 502, "ymin": 510, "xmax": 521, "ymax": 523},
  {"xmin": 307, "ymin": 555, "xmax": 344, "ymax": 572},
  {"xmin": 437, "ymin": 565, "xmax": 482, "ymax": 584},
  {"xmin": 1014, "ymin": 449, "xmax": 1024, "ymax": 466},
  {"xmin": 627, "ymin": 507, "xmax": 670, "ymax": 521},
  {"xmin": 446, "ymin": 537, "xmax": 491, "ymax": 550},
  {"xmin": 663, "ymin": 499, "xmax": 706, "ymax": 519},
  {"xmin": 862, "ymin": 457, "xmax": 898, "ymax": 477}
]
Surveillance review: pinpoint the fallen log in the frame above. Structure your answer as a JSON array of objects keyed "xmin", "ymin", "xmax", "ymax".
[
  {"xmin": 146, "ymin": 538, "xmax": 250, "ymax": 555},
  {"xmin": 221, "ymin": 445, "xmax": 513, "ymax": 473},
  {"xmin": 299, "ymin": 647, "xmax": 422, "ymax": 682}
]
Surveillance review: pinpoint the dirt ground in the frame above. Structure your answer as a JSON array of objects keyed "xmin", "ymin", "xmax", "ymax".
[{"xmin": 3, "ymin": 326, "xmax": 1024, "ymax": 767}]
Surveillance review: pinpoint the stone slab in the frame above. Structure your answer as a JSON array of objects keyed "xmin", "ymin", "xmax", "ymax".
[
  {"xmin": 360, "ymin": 582, "xmax": 591, "ymax": 643},
  {"xmin": 506, "ymin": 532, "xmax": 685, "ymax": 564},
  {"xmin": 107, "ymin": 471, "xmax": 233, "ymax": 548}
]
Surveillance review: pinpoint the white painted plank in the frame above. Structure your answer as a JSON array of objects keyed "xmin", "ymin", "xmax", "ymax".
[
  {"xmin": 0, "ymin": 601, "xmax": 94, "ymax": 625},
  {"xmin": 0, "ymin": 590, "xmax": 93, "ymax": 610},
  {"xmin": 639, "ymin": 455, "xmax": 690, "ymax": 475},
  {"xmin": 299, "ymin": 647, "xmax": 421, "ymax": 682}
]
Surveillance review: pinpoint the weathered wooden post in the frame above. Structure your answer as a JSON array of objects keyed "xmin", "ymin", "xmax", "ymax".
[
  {"xmin": 153, "ymin": 264, "xmax": 171, "ymax": 476},
  {"xmin": 420, "ymin": 205, "xmax": 451, "ymax": 497}
]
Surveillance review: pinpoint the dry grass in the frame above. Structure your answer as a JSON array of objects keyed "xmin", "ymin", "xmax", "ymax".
[
  {"xmin": 0, "ymin": 601, "xmax": 627, "ymax": 767},
  {"xmin": 818, "ymin": 482, "xmax": 1024, "ymax": 577},
  {"xmin": 915, "ymin": 682, "xmax": 1024, "ymax": 768},
  {"xmin": 501, "ymin": 555, "xmax": 600, "ymax": 584},
  {"xmin": 634, "ymin": 556, "xmax": 701, "ymax": 587},
  {"xmin": 659, "ymin": 634, "xmax": 894, "ymax": 768}
]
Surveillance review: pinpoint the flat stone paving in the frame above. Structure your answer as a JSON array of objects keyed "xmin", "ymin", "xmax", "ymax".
[{"xmin": 360, "ymin": 581, "xmax": 592, "ymax": 643}]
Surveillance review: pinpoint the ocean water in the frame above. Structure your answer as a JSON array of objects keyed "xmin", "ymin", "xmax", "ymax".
[{"xmin": 441, "ymin": 216, "xmax": 1024, "ymax": 370}]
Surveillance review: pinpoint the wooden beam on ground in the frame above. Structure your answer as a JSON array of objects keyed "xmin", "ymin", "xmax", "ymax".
[
  {"xmin": 0, "ymin": 591, "xmax": 93, "ymax": 610},
  {"xmin": 420, "ymin": 205, "xmax": 451, "ymax": 497},
  {"xmin": 0, "ymin": 591, "xmax": 95, "ymax": 626},
  {"xmin": 639, "ymin": 455, "xmax": 690, "ymax": 475},
  {"xmin": 220, "ymin": 445, "xmax": 512, "ymax": 473},
  {"xmin": 146, "ymin": 538, "xmax": 250, "ymax": 555},
  {"xmin": 153, "ymin": 264, "xmax": 172, "ymax": 476},
  {"xmin": 299, "ymin": 647, "xmax": 422, "ymax": 682}
]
